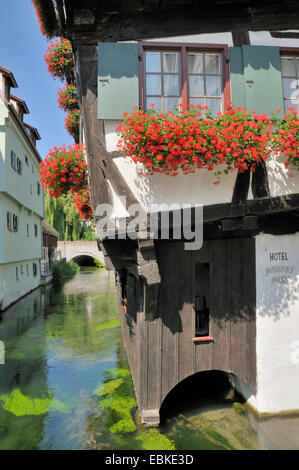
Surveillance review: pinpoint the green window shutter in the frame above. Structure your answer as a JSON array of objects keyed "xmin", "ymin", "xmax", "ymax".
[
  {"xmin": 229, "ymin": 45, "xmax": 284, "ymax": 116},
  {"xmin": 229, "ymin": 47, "xmax": 246, "ymax": 108},
  {"xmin": 98, "ymin": 42, "xmax": 139, "ymax": 120}
]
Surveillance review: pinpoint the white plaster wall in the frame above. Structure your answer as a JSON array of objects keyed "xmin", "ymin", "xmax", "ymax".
[
  {"xmin": 106, "ymin": 152, "xmax": 299, "ymax": 213},
  {"xmin": 146, "ymin": 32, "xmax": 234, "ymax": 46},
  {"xmin": 255, "ymin": 232, "xmax": 299, "ymax": 413},
  {"xmin": 113, "ymin": 156, "xmax": 237, "ymax": 211},
  {"xmin": 249, "ymin": 31, "xmax": 299, "ymax": 48},
  {"xmin": 266, "ymin": 154, "xmax": 299, "ymax": 198},
  {"xmin": 107, "ymin": 180, "xmax": 129, "ymax": 218},
  {"xmin": 104, "ymin": 120, "xmax": 121, "ymax": 152}
]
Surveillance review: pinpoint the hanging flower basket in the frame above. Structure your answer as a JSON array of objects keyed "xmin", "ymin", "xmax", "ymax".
[
  {"xmin": 116, "ymin": 104, "xmax": 298, "ymax": 180},
  {"xmin": 44, "ymin": 38, "xmax": 74, "ymax": 81},
  {"xmin": 272, "ymin": 106, "xmax": 299, "ymax": 171},
  {"xmin": 74, "ymin": 189, "xmax": 93, "ymax": 221},
  {"xmin": 65, "ymin": 109, "xmax": 80, "ymax": 142},
  {"xmin": 31, "ymin": 0, "xmax": 57, "ymax": 39},
  {"xmin": 58, "ymin": 83, "xmax": 78, "ymax": 111},
  {"xmin": 39, "ymin": 143, "xmax": 87, "ymax": 198}
]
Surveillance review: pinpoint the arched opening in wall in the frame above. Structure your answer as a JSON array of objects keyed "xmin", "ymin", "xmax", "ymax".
[
  {"xmin": 160, "ymin": 370, "xmax": 245, "ymax": 425},
  {"xmin": 71, "ymin": 255, "xmax": 97, "ymax": 267}
]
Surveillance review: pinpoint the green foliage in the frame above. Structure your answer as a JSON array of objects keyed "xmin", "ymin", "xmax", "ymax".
[
  {"xmin": 81, "ymin": 226, "xmax": 97, "ymax": 241},
  {"xmin": 94, "ymin": 379, "xmax": 124, "ymax": 398},
  {"xmin": 98, "ymin": 369, "xmax": 138, "ymax": 434},
  {"xmin": 95, "ymin": 319, "xmax": 120, "ymax": 332},
  {"xmin": 92, "ymin": 366, "xmax": 177, "ymax": 449},
  {"xmin": 233, "ymin": 402, "xmax": 247, "ymax": 415},
  {"xmin": 44, "ymin": 190, "xmax": 96, "ymax": 241},
  {"xmin": 0, "ymin": 389, "xmax": 70, "ymax": 417},
  {"xmin": 135, "ymin": 430, "xmax": 175, "ymax": 451},
  {"xmin": 52, "ymin": 260, "xmax": 79, "ymax": 286},
  {"xmin": 94, "ymin": 258, "xmax": 105, "ymax": 269}
]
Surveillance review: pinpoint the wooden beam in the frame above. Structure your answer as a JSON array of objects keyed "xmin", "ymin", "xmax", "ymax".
[
  {"xmin": 76, "ymin": 45, "xmax": 111, "ymax": 214},
  {"xmin": 231, "ymin": 168, "xmax": 251, "ymax": 205},
  {"xmin": 246, "ymin": 193, "xmax": 299, "ymax": 216},
  {"xmin": 271, "ymin": 31, "xmax": 299, "ymax": 39},
  {"xmin": 232, "ymin": 29, "xmax": 250, "ymax": 47},
  {"xmin": 65, "ymin": 2, "xmax": 299, "ymax": 44},
  {"xmin": 76, "ymin": 45, "xmax": 139, "ymax": 213},
  {"xmin": 251, "ymin": 161, "xmax": 270, "ymax": 199}
]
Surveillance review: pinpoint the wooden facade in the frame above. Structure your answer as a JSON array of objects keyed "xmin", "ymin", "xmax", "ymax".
[
  {"xmin": 41, "ymin": 0, "xmax": 299, "ymax": 423},
  {"xmin": 118, "ymin": 238, "xmax": 256, "ymax": 423}
]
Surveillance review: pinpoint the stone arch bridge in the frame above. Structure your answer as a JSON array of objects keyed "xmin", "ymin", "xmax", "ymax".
[{"xmin": 57, "ymin": 241, "xmax": 104, "ymax": 266}]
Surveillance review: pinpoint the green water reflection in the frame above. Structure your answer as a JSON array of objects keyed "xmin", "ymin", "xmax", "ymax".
[{"xmin": 0, "ymin": 269, "xmax": 299, "ymax": 450}]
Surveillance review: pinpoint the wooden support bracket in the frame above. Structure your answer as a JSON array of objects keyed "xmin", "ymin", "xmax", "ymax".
[{"xmin": 137, "ymin": 236, "xmax": 161, "ymax": 321}]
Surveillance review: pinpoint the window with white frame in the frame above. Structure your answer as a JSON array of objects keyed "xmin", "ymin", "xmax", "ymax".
[
  {"xmin": 143, "ymin": 44, "xmax": 228, "ymax": 116},
  {"xmin": 145, "ymin": 50, "xmax": 181, "ymax": 113},
  {"xmin": 187, "ymin": 52, "xmax": 223, "ymax": 116},
  {"xmin": 281, "ymin": 55, "xmax": 299, "ymax": 113}
]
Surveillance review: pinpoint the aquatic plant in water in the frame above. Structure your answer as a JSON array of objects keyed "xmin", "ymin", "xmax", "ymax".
[
  {"xmin": 134, "ymin": 429, "xmax": 175, "ymax": 451},
  {"xmin": 0, "ymin": 389, "xmax": 71, "ymax": 417},
  {"xmin": 95, "ymin": 369, "xmax": 137, "ymax": 433},
  {"xmin": 95, "ymin": 319, "xmax": 120, "ymax": 332},
  {"xmin": 233, "ymin": 402, "xmax": 247, "ymax": 415}
]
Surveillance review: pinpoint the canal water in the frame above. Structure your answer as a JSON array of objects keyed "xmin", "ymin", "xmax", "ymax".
[{"xmin": 0, "ymin": 269, "xmax": 299, "ymax": 450}]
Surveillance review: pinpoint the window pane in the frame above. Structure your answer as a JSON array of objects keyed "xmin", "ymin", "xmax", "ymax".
[
  {"xmin": 281, "ymin": 57, "xmax": 296, "ymax": 76},
  {"xmin": 282, "ymin": 78, "xmax": 298, "ymax": 98},
  {"xmin": 164, "ymin": 97, "xmax": 180, "ymax": 113},
  {"xmin": 297, "ymin": 59, "xmax": 299, "ymax": 76},
  {"xmin": 189, "ymin": 75, "xmax": 205, "ymax": 96},
  {"xmin": 205, "ymin": 54, "xmax": 221, "ymax": 74},
  {"xmin": 164, "ymin": 74, "xmax": 179, "ymax": 96},
  {"xmin": 146, "ymin": 74, "xmax": 162, "ymax": 95},
  {"xmin": 188, "ymin": 53, "xmax": 203, "ymax": 74},
  {"xmin": 146, "ymin": 97, "xmax": 162, "ymax": 112},
  {"xmin": 189, "ymin": 97, "xmax": 205, "ymax": 108},
  {"xmin": 206, "ymin": 75, "xmax": 222, "ymax": 96},
  {"xmin": 146, "ymin": 52, "xmax": 161, "ymax": 73},
  {"xmin": 163, "ymin": 53, "xmax": 179, "ymax": 73},
  {"xmin": 207, "ymin": 98, "xmax": 222, "ymax": 117}
]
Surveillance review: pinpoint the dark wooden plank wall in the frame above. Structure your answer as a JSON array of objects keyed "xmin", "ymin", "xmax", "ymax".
[
  {"xmin": 116, "ymin": 277, "xmax": 140, "ymax": 401},
  {"xmin": 119, "ymin": 237, "xmax": 257, "ymax": 417}
]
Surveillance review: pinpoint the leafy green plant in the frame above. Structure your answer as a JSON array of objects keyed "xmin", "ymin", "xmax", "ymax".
[
  {"xmin": 94, "ymin": 258, "xmax": 105, "ymax": 269},
  {"xmin": 52, "ymin": 260, "xmax": 79, "ymax": 285},
  {"xmin": 233, "ymin": 402, "xmax": 247, "ymax": 415}
]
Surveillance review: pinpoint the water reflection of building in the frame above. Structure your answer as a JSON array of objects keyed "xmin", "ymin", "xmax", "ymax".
[
  {"xmin": 0, "ymin": 286, "xmax": 52, "ymax": 449},
  {"xmin": 41, "ymin": 220, "xmax": 60, "ymax": 285},
  {"xmin": 0, "ymin": 287, "xmax": 48, "ymax": 394}
]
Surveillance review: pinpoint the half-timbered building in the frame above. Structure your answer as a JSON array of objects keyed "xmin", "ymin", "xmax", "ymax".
[{"xmin": 40, "ymin": 0, "xmax": 299, "ymax": 424}]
